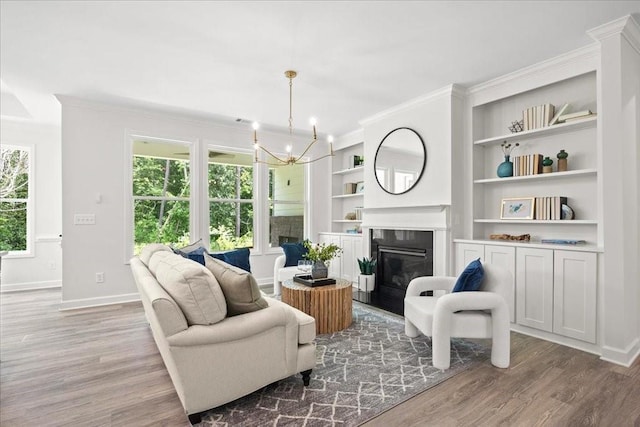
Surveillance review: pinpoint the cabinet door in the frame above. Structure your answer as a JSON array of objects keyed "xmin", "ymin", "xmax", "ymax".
[
  {"xmin": 340, "ymin": 235, "xmax": 362, "ymax": 284},
  {"xmin": 516, "ymin": 248, "xmax": 554, "ymax": 332},
  {"xmin": 484, "ymin": 245, "xmax": 516, "ymax": 323},
  {"xmin": 319, "ymin": 234, "xmax": 342, "ymax": 279},
  {"xmin": 553, "ymin": 251, "xmax": 597, "ymax": 343},
  {"xmin": 455, "ymin": 243, "xmax": 484, "ymax": 274}
]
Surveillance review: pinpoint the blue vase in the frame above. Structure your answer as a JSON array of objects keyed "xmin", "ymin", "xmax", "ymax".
[{"xmin": 497, "ymin": 155, "xmax": 513, "ymax": 178}]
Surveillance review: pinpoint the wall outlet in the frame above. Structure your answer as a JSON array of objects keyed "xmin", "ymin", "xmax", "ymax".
[
  {"xmin": 95, "ymin": 272, "xmax": 104, "ymax": 283},
  {"xmin": 74, "ymin": 214, "xmax": 96, "ymax": 225}
]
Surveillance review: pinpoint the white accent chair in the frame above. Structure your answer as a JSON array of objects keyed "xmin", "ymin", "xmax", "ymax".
[
  {"xmin": 273, "ymin": 254, "xmax": 301, "ymax": 296},
  {"xmin": 404, "ymin": 263, "xmax": 511, "ymax": 370}
]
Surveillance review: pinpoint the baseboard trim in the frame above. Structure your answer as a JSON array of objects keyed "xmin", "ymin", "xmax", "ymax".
[
  {"xmin": 1, "ymin": 280, "xmax": 62, "ymax": 293},
  {"xmin": 59, "ymin": 293, "xmax": 141, "ymax": 311},
  {"xmin": 600, "ymin": 339, "xmax": 640, "ymax": 367}
]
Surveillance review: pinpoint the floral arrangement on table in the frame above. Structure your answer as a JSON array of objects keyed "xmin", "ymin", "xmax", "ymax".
[{"xmin": 302, "ymin": 240, "xmax": 343, "ymax": 264}]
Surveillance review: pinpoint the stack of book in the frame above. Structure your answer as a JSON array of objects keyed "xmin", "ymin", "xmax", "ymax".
[
  {"xmin": 534, "ymin": 196, "xmax": 567, "ymax": 220},
  {"xmin": 557, "ymin": 110, "xmax": 595, "ymax": 123},
  {"xmin": 344, "ymin": 183, "xmax": 357, "ymax": 194},
  {"xmin": 354, "ymin": 207, "xmax": 363, "ymax": 220},
  {"xmin": 522, "ymin": 103, "xmax": 555, "ymax": 130},
  {"xmin": 512, "ymin": 153, "xmax": 543, "ymax": 176}
]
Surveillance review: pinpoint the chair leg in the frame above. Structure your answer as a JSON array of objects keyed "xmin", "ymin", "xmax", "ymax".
[
  {"xmin": 490, "ymin": 305, "xmax": 511, "ymax": 368},
  {"xmin": 405, "ymin": 319, "xmax": 420, "ymax": 338},
  {"xmin": 301, "ymin": 369, "xmax": 312, "ymax": 386}
]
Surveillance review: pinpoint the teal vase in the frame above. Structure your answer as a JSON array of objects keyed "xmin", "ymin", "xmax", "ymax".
[{"xmin": 497, "ymin": 155, "xmax": 513, "ymax": 178}]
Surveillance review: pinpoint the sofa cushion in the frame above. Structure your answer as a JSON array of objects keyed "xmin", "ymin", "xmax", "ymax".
[
  {"xmin": 139, "ymin": 243, "xmax": 173, "ymax": 267},
  {"xmin": 173, "ymin": 239, "xmax": 207, "ymax": 256},
  {"xmin": 204, "ymin": 254, "xmax": 268, "ymax": 316},
  {"xmin": 282, "ymin": 242, "xmax": 308, "ymax": 267},
  {"xmin": 209, "ymin": 248, "xmax": 251, "ymax": 272},
  {"xmin": 149, "ymin": 251, "xmax": 227, "ymax": 325}
]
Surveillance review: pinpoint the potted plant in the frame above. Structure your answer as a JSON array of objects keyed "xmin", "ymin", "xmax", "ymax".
[
  {"xmin": 357, "ymin": 257, "xmax": 376, "ymax": 292},
  {"xmin": 303, "ymin": 240, "xmax": 343, "ymax": 279}
]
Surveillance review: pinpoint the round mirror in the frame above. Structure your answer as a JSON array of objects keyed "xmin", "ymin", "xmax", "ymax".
[{"xmin": 374, "ymin": 127, "xmax": 426, "ymax": 194}]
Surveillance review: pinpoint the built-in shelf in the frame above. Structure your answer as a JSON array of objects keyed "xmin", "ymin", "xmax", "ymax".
[
  {"xmin": 474, "ymin": 168, "xmax": 597, "ymax": 184},
  {"xmin": 474, "ymin": 219, "xmax": 597, "ymax": 225},
  {"xmin": 332, "ymin": 166, "xmax": 364, "ymax": 176},
  {"xmin": 332, "ymin": 220, "xmax": 362, "ymax": 224},
  {"xmin": 474, "ymin": 116, "xmax": 597, "ymax": 146},
  {"xmin": 332, "ymin": 193, "xmax": 364, "ymax": 199}
]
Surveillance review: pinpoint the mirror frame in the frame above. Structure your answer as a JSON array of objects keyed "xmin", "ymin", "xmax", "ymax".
[{"xmin": 374, "ymin": 127, "xmax": 427, "ymax": 195}]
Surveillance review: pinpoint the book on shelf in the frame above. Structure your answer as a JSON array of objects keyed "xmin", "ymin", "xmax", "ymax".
[
  {"xmin": 549, "ymin": 103, "xmax": 570, "ymax": 126},
  {"xmin": 512, "ymin": 154, "xmax": 542, "ymax": 177},
  {"xmin": 344, "ymin": 183, "xmax": 357, "ymax": 194},
  {"xmin": 541, "ymin": 239, "xmax": 587, "ymax": 245},
  {"xmin": 558, "ymin": 110, "xmax": 593, "ymax": 122},
  {"xmin": 563, "ymin": 112, "xmax": 597, "ymax": 122},
  {"xmin": 534, "ymin": 196, "xmax": 567, "ymax": 220},
  {"xmin": 522, "ymin": 103, "xmax": 555, "ymax": 130}
]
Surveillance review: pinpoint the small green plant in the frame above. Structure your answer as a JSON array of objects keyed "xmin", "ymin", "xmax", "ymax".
[
  {"xmin": 357, "ymin": 257, "xmax": 377, "ymax": 275},
  {"xmin": 303, "ymin": 239, "xmax": 343, "ymax": 263}
]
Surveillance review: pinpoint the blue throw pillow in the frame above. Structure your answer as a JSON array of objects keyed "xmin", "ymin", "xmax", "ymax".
[
  {"xmin": 452, "ymin": 258, "xmax": 484, "ymax": 292},
  {"xmin": 218, "ymin": 248, "xmax": 251, "ymax": 273},
  {"xmin": 281, "ymin": 242, "xmax": 308, "ymax": 267}
]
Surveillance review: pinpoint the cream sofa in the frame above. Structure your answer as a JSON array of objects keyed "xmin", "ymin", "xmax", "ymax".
[
  {"xmin": 130, "ymin": 245, "xmax": 316, "ymax": 424},
  {"xmin": 273, "ymin": 254, "xmax": 301, "ymax": 295}
]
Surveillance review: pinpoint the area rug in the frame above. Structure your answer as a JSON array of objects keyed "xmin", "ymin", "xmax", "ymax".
[{"xmin": 200, "ymin": 302, "xmax": 488, "ymax": 426}]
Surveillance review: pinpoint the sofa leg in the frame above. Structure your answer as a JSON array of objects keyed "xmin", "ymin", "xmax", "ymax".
[
  {"xmin": 301, "ymin": 369, "xmax": 312, "ymax": 386},
  {"xmin": 188, "ymin": 412, "xmax": 202, "ymax": 425}
]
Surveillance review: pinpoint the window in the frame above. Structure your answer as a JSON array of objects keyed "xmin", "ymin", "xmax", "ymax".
[
  {"xmin": 208, "ymin": 149, "xmax": 254, "ymax": 251},
  {"xmin": 0, "ymin": 145, "xmax": 32, "ymax": 255},
  {"xmin": 269, "ymin": 163, "xmax": 305, "ymax": 248},
  {"xmin": 131, "ymin": 139, "xmax": 191, "ymax": 255}
]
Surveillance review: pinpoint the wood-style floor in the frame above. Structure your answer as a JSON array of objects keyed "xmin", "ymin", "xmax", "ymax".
[{"xmin": 1, "ymin": 288, "xmax": 638, "ymax": 426}]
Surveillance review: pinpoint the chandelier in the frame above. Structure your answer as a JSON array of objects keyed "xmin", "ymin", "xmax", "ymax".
[{"xmin": 252, "ymin": 70, "xmax": 334, "ymax": 166}]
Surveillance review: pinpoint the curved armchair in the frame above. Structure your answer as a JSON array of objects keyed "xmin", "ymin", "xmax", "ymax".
[{"xmin": 404, "ymin": 263, "xmax": 511, "ymax": 370}]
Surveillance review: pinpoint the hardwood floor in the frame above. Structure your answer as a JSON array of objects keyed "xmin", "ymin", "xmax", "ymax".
[{"xmin": 1, "ymin": 288, "xmax": 638, "ymax": 426}]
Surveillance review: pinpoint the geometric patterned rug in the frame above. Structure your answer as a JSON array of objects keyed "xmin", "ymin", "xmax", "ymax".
[{"xmin": 200, "ymin": 302, "xmax": 489, "ymax": 426}]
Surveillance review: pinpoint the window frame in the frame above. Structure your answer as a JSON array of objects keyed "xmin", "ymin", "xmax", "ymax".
[{"xmin": 0, "ymin": 144, "xmax": 34, "ymax": 258}]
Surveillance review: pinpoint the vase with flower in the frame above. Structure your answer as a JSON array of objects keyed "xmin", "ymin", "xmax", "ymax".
[
  {"xmin": 497, "ymin": 141, "xmax": 520, "ymax": 178},
  {"xmin": 303, "ymin": 240, "xmax": 343, "ymax": 279}
]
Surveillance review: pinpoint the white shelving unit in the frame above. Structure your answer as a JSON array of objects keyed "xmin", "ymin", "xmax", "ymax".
[
  {"xmin": 470, "ymin": 71, "xmax": 599, "ymax": 246},
  {"xmin": 331, "ymin": 143, "xmax": 364, "ymax": 234}
]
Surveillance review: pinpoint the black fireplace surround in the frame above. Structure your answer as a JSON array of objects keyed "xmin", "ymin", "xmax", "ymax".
[{"xmin": 368, "ymin": 229, "xmax": 434, "ymax": 315}]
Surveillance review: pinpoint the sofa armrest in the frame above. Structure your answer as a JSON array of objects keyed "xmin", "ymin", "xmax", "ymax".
[
  {"xmin": 167, "ymin": 301, "xmax": 297, "ymax": 347},
  {"xmin": 265, "ymin": 297, "xmax": 316, "ymax": 344}
]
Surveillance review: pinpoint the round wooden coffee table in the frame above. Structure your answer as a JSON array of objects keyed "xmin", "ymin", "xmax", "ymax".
[{"xmin": 282, "ymin": 278, "xmax": 353, "ymax": 334}]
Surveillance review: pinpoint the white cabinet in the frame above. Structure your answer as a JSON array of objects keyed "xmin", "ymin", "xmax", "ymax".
[
  {"xmin": 455, "ymin": 241, "xmax": 597, "ymax": 344},
  {"xmin": 318, "ymin": 232, "xmax": 363, "ymax": 284},
  {"xmin": 455, "ymin": 243, "xmax": 516, "ymax": 322},
  {"xmin": 553, "ymin": 250, "xmax": 596, "ymax": 343},
  {"xmin": 516, "ymin": 247, "xmax": 554, "ymax": 332}
]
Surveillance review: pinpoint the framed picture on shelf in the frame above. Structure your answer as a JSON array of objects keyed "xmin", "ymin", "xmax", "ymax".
[
  {"xmin": 501, "ymin": 197, "xmax": 535, "ymax": 220},
  {"xmin": 355, "ymin": 182, "xmax": 364, "ymax": 193}
]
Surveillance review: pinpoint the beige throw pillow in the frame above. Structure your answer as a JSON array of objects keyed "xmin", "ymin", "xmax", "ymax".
[
  {"xmin": 204, "ymin": 254, "xmax": 268, "ymax": 316},
  {"xmin": 139, "ymin": 243, "xmax": 173, "ymax": 267},
  {"xmin": 150, "ymin": 251, "xmax": 227, "ymax": 326}
]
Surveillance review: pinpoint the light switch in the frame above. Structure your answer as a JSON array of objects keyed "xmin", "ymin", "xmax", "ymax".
[{"xmin": 74, "ymin": 214, "xmax": 95, "ymax": 225}]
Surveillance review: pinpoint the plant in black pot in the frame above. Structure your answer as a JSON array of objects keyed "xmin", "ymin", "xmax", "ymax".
[
  {"xmin": 357, "ymin": 257, "xmax": 377, "ymax": 292},
  {"xmin": 303, "ymin": 240, "xmax": 343, "ymax": 279}
]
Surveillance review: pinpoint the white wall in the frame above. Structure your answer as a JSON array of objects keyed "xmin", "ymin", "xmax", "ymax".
[
  {"xmin": 0, "ymin": 119, "xmax": 62, "ymax": 291},
  {"xmin": 58, "ymin": 97, "xmax": 330, "ymax": 308}
]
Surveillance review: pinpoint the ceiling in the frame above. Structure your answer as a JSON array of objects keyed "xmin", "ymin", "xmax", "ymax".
[{"xmin": 1, "ymin": 1, "xmax": 639, "ymax": 138}]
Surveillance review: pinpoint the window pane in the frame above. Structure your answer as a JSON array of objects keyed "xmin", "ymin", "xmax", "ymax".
[
  {"xmin": 0, "ymin": 201, "xmax": 27, "ymax": 251},
  {"xmin": 132, "ymin": 156, "xmax": 190, "ymax": 198},
  {"xmin": 133, "ymin": 200, "xmax": 190, "ymax": 254},
  {"xmin": 269, "ymin": 164, "xmax": 304, "ymax": 248},
  {"xmin": 269, "ymin": 203, "xmax": 304, "ymax": 248},
  {"xmin": 209, "ymin": 201, "xmax": 253, "ymax": 250},
  {"xmin": 0, "ymin": 148, "xmax": 29, "ymax": 199},
  {"xmin": 208, "ymin": 151, "xmax": 253, "ymax": 200}
]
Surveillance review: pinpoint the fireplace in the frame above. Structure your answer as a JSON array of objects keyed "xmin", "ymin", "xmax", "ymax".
[{"xmin": 368, "ymin": 229, "xmax": 433, "ymax": 315}]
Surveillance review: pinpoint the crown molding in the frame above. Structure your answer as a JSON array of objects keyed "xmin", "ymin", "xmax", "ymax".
[
  {"xmin": 467, "ymin": 43, "xmax": 599, "ymax": 99},
  {"xmin": 588, "ymin": 15, "xmax": 640, "ymax": 55},
  {"xmin": 334, "ymin": 128, "xmax": 364, "ymax": 150},
  {"xmin": 358, "ymin": 84, "xmax": 466, "ymax": 127}
]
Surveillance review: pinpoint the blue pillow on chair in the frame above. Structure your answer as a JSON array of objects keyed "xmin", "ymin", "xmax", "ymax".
[
  {"xmin": 452, "ymin": 258, "xmax": 484, "ymax": 292},
  {"xmin": 281, "ymin": 242, "xmax": 308, "ymax": 267}
]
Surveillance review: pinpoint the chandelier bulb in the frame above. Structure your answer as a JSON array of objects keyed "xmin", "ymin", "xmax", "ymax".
[
  {"xmin": 327, "ymin": 135, "xmax": 334, "ymax": 143},
  {"xmin": 309, "ymin": 117, "xmax": 317, "ymax": 126},
  {"xmin": 252, "ymin": 122, "xmax": 260, "ymax": 130},
  {"xmin": 286, "ymin": 145, "xmax": 292, "ymax": 153}
]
